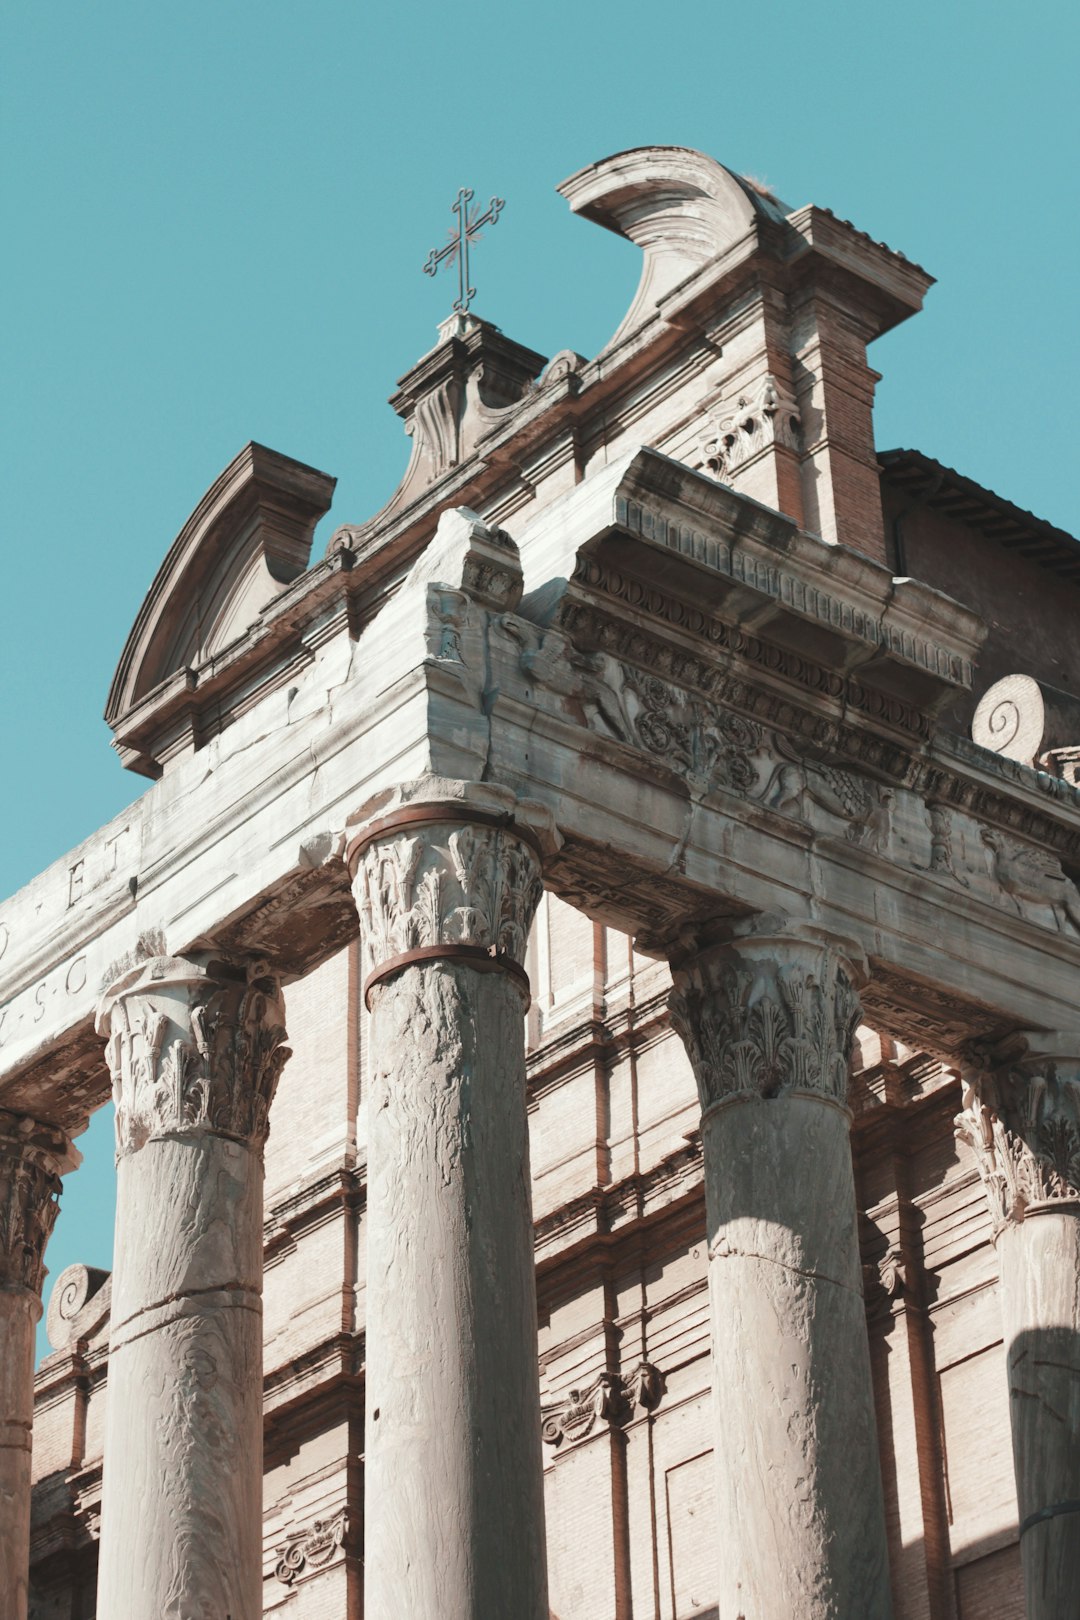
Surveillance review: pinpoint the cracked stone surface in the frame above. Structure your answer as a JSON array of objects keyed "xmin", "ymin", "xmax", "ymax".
[{"xmin": 364, "ymin": 961, "xmax": 549, "ymax": 1620}]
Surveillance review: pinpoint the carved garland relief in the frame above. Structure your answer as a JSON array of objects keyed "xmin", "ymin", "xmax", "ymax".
[
  {"xmin": 274, "ymin": 1509, "xmax": 349, "ymax": 1585},
  {"xmin": 96, "ymin": 956, "xmax": 291, "ymax": 1157}
]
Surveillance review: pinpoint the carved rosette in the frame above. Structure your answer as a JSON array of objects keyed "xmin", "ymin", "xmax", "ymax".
[
  {"xmin": 96, "ymin": 955, "xmax": 291, "ymax": 1158},
  {"xmin": 669, "ymin": 932, "xmax": 863, "ymax": 1113},
  {"xmin": 955, "ymin": 1048, "xmax": 1080, "ymax": 1234},
  {"xmin": 347, "ymin": 805, "xmax": 545, "ymax": 1006},
  {"xmin": 0, "ymin": 1113, "xmax": 77, "ymax": 1297}
]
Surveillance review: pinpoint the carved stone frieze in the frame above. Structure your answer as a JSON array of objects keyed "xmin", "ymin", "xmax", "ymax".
[
  {"xmin": 541, "ymin": 1361, "xmax": 664, "ymax": 1447},
  {"xmin": 95, "ymin": 955, "xmax": 291, "ymax": 1157},
  {"xmin": 700, "ymin": 372, "xmax": 802, "ymax": 479},
  {"xmin": 0, "ymin": 1112, "xmax": 76, "ymax": 1295},
  {"xmin": 350, "ymin": 816, "xmax": 543, "ymax": 995},
  {"xmin": 559, "ymin": 567, "xmax": 931, "ymax": 742},
  {"xmin": 669, "ymin": 930, "xmax": 863, "ymax": 1113},
  {"xmin": 274, "ymin": 1509, "xmax": 349, "ymax": 1585},
  {"xmin": 956, "ymin": 1047, "xmax": 1080, "ymax": 1233},
  {"xmin": 980, "ymin": 829, "xmax": 1080, "ymax": 932}
]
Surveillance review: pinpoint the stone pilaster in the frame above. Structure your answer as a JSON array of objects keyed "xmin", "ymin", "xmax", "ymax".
[
  {"xmin": 0, "ymin": 1112, "xmax": 77, "ymax": 1620},
  {"xmin": 669, "ymin": 922, "xmax": 893, "ymax": 1620},
  {"xmin": 347, "ymin": 780, "xmax": 555, "ymax": 1620},
  {"xmin": 955, "ymin": 1037, "xmax": 1080, "ymax": 1620},
  {"xmin": 95, "ymin": 953, "xmax": 290, "ymax": 1620}
]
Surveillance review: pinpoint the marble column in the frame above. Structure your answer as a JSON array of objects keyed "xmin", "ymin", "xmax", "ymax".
[
  {"xmin": 0, "ymin": 1112, "xmax": 77, "ymax": 1620},
  {"xmin": 347, "ymin": 781, "xmax": 554, "ymax": 1620},
  {"xmin": 95, "ymin": 953, "xmax": 290, "ymax": 1620},
  {"xmin": 669, "ymin": 921, "xmax": 893, "ymax": 1620},
  {"xmin": 955, "ymin": 1036, "xmax": 1080, "ymax": 1620}
]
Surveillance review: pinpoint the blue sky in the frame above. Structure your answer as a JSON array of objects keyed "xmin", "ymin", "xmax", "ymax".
[{"xmin": 3, "ymin": 0, "xmax": 1077, "ymax": 1360}]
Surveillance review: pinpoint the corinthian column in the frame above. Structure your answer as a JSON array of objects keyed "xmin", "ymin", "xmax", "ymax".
[
  {"xmin": 669, "ymin": 922, "xmax": 893, "ymax": 1620},
  {"xmin": 955, "ymin": 1037, "xmax": 1080, "ymax": 1620},
  {"xmin": 95, "ymin": 954, "xmax": 290, "ymax": 1620},
  {"xmin": 347, "ymin": 780, "xmax": 555, "ymax": 1620},
  {"xmin": 0, "ymin": 1114, "xmax": 77, "ymax": 1620}
]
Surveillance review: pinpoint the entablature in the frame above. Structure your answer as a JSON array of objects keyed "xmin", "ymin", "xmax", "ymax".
[{"xmin": 4, "ymin": 449, "xmax": 1080, "ymax": 1133}]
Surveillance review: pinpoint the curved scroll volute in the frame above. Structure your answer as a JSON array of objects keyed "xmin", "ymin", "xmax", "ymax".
[{"xmin": 557, "ymin": 146, "xmax": 788, "ymax": 353}]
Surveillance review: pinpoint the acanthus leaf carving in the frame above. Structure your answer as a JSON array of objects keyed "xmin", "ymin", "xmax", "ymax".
[
  {"xmin": 96, "ymin": 955, "xmax": 291, "ymax": 1157},
  {"xmin": 955, "ymin": 1053, "xmax": 1080, "ymax": 1233},
  {"xmin": 669, "ymin": 937, "xmax": 863, "ymax": 1112},
  {"xmin": 0, "ymin": 1112, "xmax": 75, "ymax": 1295},
  {"xmin": 353, "ymin": 818, "xmax": 544, "ymax": 985}
]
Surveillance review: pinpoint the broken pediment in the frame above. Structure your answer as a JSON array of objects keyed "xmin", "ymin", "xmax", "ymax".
[
  {"xmin": 106, "ymin": 443, "xmax": 336, "ymax": 776},
  {"xmin": 557, "ymin": 146, "xmax": 787, "ymax": 352}
]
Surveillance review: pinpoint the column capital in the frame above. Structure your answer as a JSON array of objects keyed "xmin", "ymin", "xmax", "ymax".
[
  {"xmin": 955, "ymin": 1031, "xmax": 1080, "ymax": 1234},
  {"xmin": 668, "ymin": 917, "xmax": 865, "ymax": 1114},
  {"xmin": 95, "ymin": 953, "xmax": 290, "ymax": 1157},
  {"xmin": 344, "ymin": 777, "xmax": 559, "ymax": 1007},
  {"xmin": 0, "ymin": 1113, "xmax": 79, "ymax": 1299}
]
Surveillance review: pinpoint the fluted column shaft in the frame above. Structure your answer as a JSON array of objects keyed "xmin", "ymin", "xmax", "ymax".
[
  {"xmin": 95, "ymin": 954, "xmax": 290, "ymax": 1620},
  {"xmin": 348, "ymin": 783, "xmax": 553, "ymax": 1620},
  {"xmin": 956, "ymin": 1042, "xmax": 1080, "ymax": 1620},
  {"xmin": 0, "ymin": 1113, "xmax": 75, "ymax": 1620},
  {"xmin": 669, "ymin": 925, "xmax": 893, "ymax": 1620}
]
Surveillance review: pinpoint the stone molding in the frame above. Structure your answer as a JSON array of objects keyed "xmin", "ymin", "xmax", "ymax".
[
  {"xmin": 955, "ymin": 1039, "xmax": 1080, "ymax": 1233},
  {"xmin": 541, "ymin": 1361, "xmax": 664, "ymax": 1448},
  {"xmin": 95, "ymin": 954, "xmax": 291, "ymax": 1157},
  {"xmin": 0, "ymin": 1112, "xmax": 77, "ymax": 1296},
  {"xmin": 345, "ymin": 781, "xmax": 557, "ymax": 1006},
  {"xmin": 273, "ymin": 1509, "xmax": 349, "ymax": 1585},
  {"xmin": 669, "ymin": 925, "xmax": 864, "ymax": 1113}
]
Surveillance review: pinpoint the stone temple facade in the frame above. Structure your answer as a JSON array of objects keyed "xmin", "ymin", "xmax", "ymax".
[{"xmin": 2, "ymin": 146, "xmax": 1079, "ymax": 1620}]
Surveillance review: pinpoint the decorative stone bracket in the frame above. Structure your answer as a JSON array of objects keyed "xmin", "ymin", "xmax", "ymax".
[
  {"xmin": 273, "ymin": 1508, "xmax": 349, "ymax": 1585},
  {"xmin": 700, "ymin": 372, "xmax": 802, "ymax": 481},
  {"xmin": 541, "ymin": 1361, "xmax": 664, "ymax": 1448}
]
